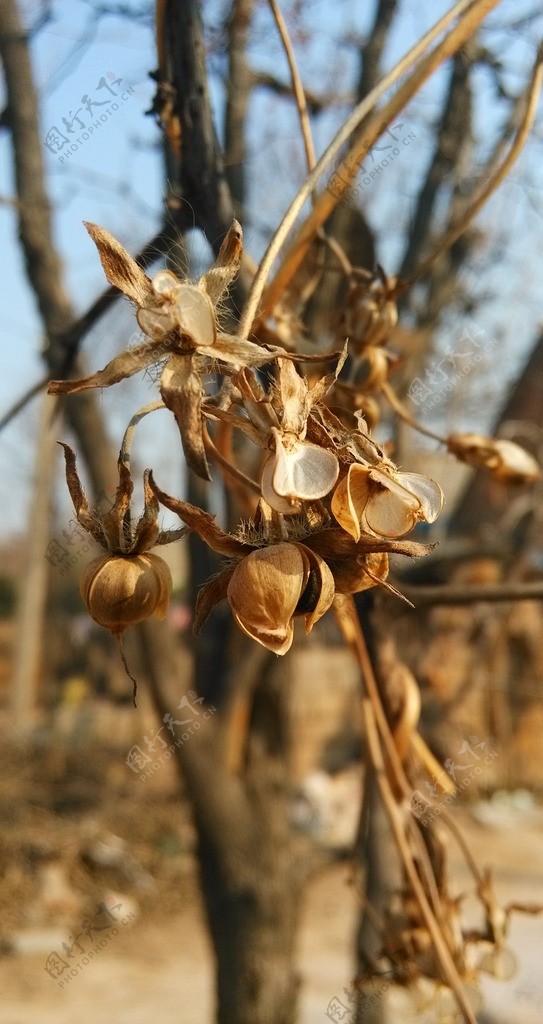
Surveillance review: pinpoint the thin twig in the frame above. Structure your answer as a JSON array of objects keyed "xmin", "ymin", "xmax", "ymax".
[
  {"xmin": 267, "ymin": 0, "xmax": 316, "ymax": 174},
  {"xmin": 202, "ymin": 421, "xmax": 262, "ymax": 496},
  {"xmin": 398, "ymin": 580, "xmax": 543, "ymax": 607},
  {"xmin": 401, "ymin": 42, "xmax": 543, "ymax": 290}
]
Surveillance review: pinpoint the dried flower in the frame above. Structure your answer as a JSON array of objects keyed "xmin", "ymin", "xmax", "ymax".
[
  {"xmin": 59, "ymin": 443, "xmax": 185, "ymax": 703},
  {"xmin": 331, "ymin": 463, "xmax": 443, "ymax": 541},
  {"xmin": 260, "ymin": 357, "xmax": 342, "ymax": 513},
  {"xmin": 340, "ymin": 269, "xmax": 398, "ymax": 351},
  {"xmin": 447, "ymin": 433, "xmax": 541, "ymax": 483},
  {"xmin": 261, "ymin": 427, "xmax": 340, "ymax": 514},
  {"xmin": 149, "ymin": 476, "xmax": 435, "ymax": 652},
  {"xmin": 49, "ymin": 221, "xmax": 286, "ymax": 481}
]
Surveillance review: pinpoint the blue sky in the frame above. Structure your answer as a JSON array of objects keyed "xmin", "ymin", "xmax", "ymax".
[{"xmin": 1, "ymin": 0, "xmax": 543, "ymax": 536}]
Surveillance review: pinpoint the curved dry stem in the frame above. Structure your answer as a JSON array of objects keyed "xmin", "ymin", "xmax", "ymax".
[
  {"xmin": 238, "ymin": 0, "xmax": 499, "ymax": 336},
  {"xmin": 202, "ymin": 421, "xmax": 262, "ymax": 497},
  {"xmin": 362, "ymin": 699, "xmax": 477, "ymax": 1024},
  {"xmin": 402, "ymin": 44, "xmax": 543, "ymax": 290},
  {"xmin": 267, "ymin": 0, "xmax": 316, "ymax": 175},
  {"xmin": 115, "ymin": 632, "xmax": 139, "ymax": 707},
  {"xmin": 381, "ymin": 381, "xmax": 446, "ymax": 444}
]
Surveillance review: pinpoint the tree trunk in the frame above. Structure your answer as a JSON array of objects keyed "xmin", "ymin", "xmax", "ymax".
[
  {"xmin": 10, "ymin": 393, "xmax": 57, "ymax": 731},
  {"xmin": 198, "ymin": 794, "xmax": 301, "ymax": 1024}
]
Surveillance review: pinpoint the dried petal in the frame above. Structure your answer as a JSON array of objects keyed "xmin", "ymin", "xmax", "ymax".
[
  {"xmin": 363, "ymin": 474, "xmax": 421, "ymax": 539},
  {"xmin": 132, "ymin": 470, "xmax": 162, "ymax": 552},
  {"xmin": 160, "ymin": 354, "xmax": 210, "ymax": 481},
  {"xmin": 262, "ymin": 432, "xmax": 339, "ymax": 511},
  {"xmin": 207, "ymin": 333, "xmax": 279, "ymax": 368},
  {"xmin": 59, "ymin": 443, "xmax": 106, "ymax": 546},
  {"xmin": 101, "ymin": 457, "xmax": 134, "ymax": 553},
  {"xmin": 396, "ymin": 472, "xmax": 443, "ymax": 522},
  {"xmin": 84, "ymin": 222, "xmax": 154, "ymax": 308},
  {"xmin": 277, "ymin": 359, "xmax": 311, "ymax": 437},
  {"xmin": 137, "ymin": 306, "xmax": 177, "ymax": 341},
  {"xmin": 200, "ymin": 220, "xmax": 243, "ymax": 304},
  {"xmin": 292, "ymin": 543, "xmax": 335, "ymax": 633},
  {"xmin": 174, "ymin": 284, "xmax": 216, "ymax": 348},
  {"xmin": 49, "ymin": 345, "xmax": 158, "ymax": 395},
  {"xmin": 332, "ymin": 464, "xmax": 442, "ymax": 541},
  {"xmin": 149, "ymin": 473, "xmax": 254, "ymax": 557},
  {"xmin": 305, "ymin": 528, "xmax": 435, "ymax": 560},
  {"xmin": 194, "ymin": 564, "xmax": 236, "ymax": 634},
  {"xmin": 260, "ymin": 457, "xmax": 302, "ymax": 514},
  {"xmin": 331, "ymin": 552, "xmax": 389, "ymax": 594}
]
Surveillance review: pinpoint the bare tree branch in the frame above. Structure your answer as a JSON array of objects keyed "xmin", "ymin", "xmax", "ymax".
[
  {"xmin": 399, "ymin": 580, "xmax": 543, "ymax": 606},
  {"xmin": 0, "ymin": 0, "xmax": 111, "ymax": 493}
]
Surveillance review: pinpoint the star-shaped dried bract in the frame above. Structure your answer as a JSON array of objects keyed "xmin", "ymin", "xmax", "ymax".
[{"xmin": 49, "ymin": 222, "xmax": 287, "ymax": 480}]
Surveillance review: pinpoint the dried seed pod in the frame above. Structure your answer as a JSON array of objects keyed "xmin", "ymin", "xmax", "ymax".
[
  {"xmin": 332, "ymin": 464, "xmax": 443, "ymax": 541},
  {"xmin": 447, "ymin": 433, "xmax": 541, "ymax": 483},
  {"xmin": 80, "ymin": 552, "xmax": 172, "ymax": 633},
  {"xmin": 226, "ymin": 542, "xmax": 334, "ymax": 655},
  {"xmin": 80, "ymin": 553, "xmax": 172, "ymax": 705}
]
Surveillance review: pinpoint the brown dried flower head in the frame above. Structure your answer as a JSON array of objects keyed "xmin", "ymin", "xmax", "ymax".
[
  {"xmin": 149, "ymin": 476, "xmax": 434, "ymax": 655},
  {"xmin": 48, "ymin": 222, "xmax": 288, "ymax": 481},
  {"xmin": 59, "ymin": 443, "xmax": 185, "ymax": 702}
]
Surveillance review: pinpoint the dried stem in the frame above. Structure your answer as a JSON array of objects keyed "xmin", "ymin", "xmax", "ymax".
[
  {"xmin": 402, "ymin": 42, "xmax": 543, "ymax": 290},
  {"xmin": 361, "ymin": 699, "xmax": 477, "ymax": 1024},
  {"xmin": 267, "ymin": 0, "xmax": 316, "ymax": 175},
  {"xmin": 334, "ymin": 595, "xmax": 480, "ymax": 1021},
  {"xmin": 381, "ymin": 381, "xmax": 447, "ymax": 443},
  {"xmin": 115, "ymin": 632, "xmax": 139, "ymax": 707},
  {"xmin": 238, "ymin": 0, "xmax": 499, "ymax": 336},
  {"xmin": 202, "ymin": 420, "xmax": 262, "ymax": 496}
]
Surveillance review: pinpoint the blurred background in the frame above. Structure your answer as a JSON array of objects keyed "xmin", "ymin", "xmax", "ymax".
[{"xmin": 1, "ymin": 1, "xmax": 543, "ymax": 1021}]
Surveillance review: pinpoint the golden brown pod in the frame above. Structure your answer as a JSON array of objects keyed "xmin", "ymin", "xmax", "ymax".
[{"xmin": 80, "ymin": 552, "xmax": 172, "ymax": 634}]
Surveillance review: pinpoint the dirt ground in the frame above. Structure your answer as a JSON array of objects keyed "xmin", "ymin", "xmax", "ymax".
[{"xmin": 1, "ymin": 719, "xmax": 543, "ymax": 1024}]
